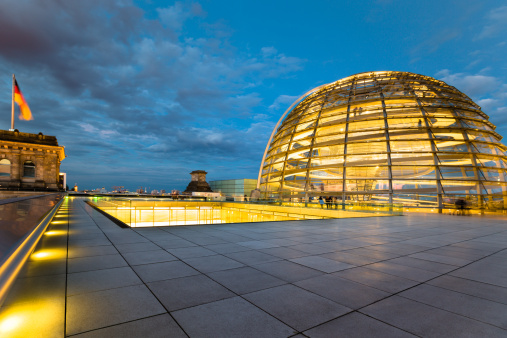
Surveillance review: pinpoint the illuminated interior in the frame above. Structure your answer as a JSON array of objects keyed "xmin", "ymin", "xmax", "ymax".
[
  {"xmin": 90, "ymin": 198, "xmax": 397, "ymax": 227},
  {"xmin": 258, "ymin": 71, "xmax": 507, "ymax": 211}
]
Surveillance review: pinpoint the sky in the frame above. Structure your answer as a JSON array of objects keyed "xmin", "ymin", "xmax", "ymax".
[{"xmin": 0, "ymin": 0, "xmax": 506, "ymax": 191}]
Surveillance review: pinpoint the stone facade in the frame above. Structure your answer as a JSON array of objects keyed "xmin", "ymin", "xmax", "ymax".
[
  {"xmin": 0, "ymin": 130, "xmax": 65, "ymax": 191},
  {"xmin": 183, "ymin": 170, "xmax": 213, "ymax": 193}
]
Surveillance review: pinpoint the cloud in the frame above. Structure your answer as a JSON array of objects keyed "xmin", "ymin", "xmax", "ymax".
[
  {"xmin": 0, "ymin": 0, "xmax": 304, "ymax": 190},
  {"xmin": 436, "ymin": 69, "xmax": 499, "ymax": 97},
  {"xmin": 268, "ymin": 95, "xmax": 300, "ymax": 111},
  {"xmin": 436, "ymin": 69, "xmax": 507, "ymax": 138},
  {"xmin": 477, "ymin": 5, "xmax": 507, "ymax": 39}
]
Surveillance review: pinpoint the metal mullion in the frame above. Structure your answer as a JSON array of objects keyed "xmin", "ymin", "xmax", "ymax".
[
  {"xmin": 410, "ymin": 82, "xmax": 444, "ymax": 212},
  {"xmin": 276, "ymin": 100, "xmax": 316, "ymax": 199},
  {"xmin": 341, "ymin": 79, "xmax": 356, "ymax": 203},
  {"xmin": 441, "ymin": 94, "xmax": 485, "ymax": 208},
  {"xmin": 377, "ymin": 78, "xmax": 394, "ymax": 204},
  {"xmin": 302, "ymin": 90, "xmax": 330, "ymax": 200}
]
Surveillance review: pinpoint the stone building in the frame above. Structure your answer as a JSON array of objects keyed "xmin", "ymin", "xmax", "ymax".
[
  {"xmin": 183, "ymin": 170, "xmax": 213, "ymax": 193},
  {"xmin": 0, "ymin": 130, "xmax": 66, "ymax": 191}
]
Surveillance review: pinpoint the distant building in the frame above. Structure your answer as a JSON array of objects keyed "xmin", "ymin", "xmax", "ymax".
[
  {"xmin": 209, "ymin": 179, "xmax": 257, "ymax": 200},
  {"xmin": 183, "ymin": 170, "xmax": 213, "ymax": 193},
  {"xmin": 0, "ymin": 130, "xmax": 65, "ymax": 191}
]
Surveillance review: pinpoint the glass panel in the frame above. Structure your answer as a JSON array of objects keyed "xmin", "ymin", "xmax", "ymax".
[
  {"xmin": 390, "ymin": 140, "xmax": 432, "ymax": 152},
  {"xmin": 391, "ymin": 166, "xmax": 436, "ymax": 179},
  {"xmin": 439, "ymin": 166, "xmax": 475, "ymax": 180},
  {"xmin": 434, "ymin": 139, "xmax": 468, "ymax": 152},
  {"xmin": 310, "ymin": 156, "xmax": 345, "ymax": 168},
  {"xmin": 392, "ymin": 180, "xmax": 438, "ymax": 192},
  {"xmin": 347, "ymin": 154, "xmax": 388, "ymax": 166},
  {"xmin": 311, "ymin": 144, "xmax": 345, "ymax": 157},
  {"xmin": 23, "ymin": 161, "xmax": 35, "ymax": 178},
  {"xmin": 346, "ymin": 166, "xmax": 389, "ymax": 179},
  {"xmin": 348, "ymin": 119, "xmax": 385, "ymax": 132},
  {"xmin": 347, "ymin": 142, "xmax": 387, "ymax": 154}
]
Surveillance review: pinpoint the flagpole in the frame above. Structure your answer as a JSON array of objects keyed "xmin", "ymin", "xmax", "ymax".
[{"xmin": 10, "ymin": 74, "xmax": 15, "ymax": 131}]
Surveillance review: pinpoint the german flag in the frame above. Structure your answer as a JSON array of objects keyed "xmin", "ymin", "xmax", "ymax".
[{"xmin": 14, "ymin": 80, "xmax": 33, "ymax": 120}]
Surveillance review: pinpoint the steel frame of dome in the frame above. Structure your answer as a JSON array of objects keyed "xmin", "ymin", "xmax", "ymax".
[{"xmin": 258, "ymin": 71, "xmax": 507, "ymax": 211}]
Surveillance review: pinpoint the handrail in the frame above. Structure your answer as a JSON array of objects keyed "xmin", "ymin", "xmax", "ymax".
[{"xmin": 0, "ymin": 196, "xmax": 64, "ymax": 307}]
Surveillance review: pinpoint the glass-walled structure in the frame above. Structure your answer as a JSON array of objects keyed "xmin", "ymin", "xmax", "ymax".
[
  {"xmin": 259, "ymin": 71, "xmax": 507, "ymax": 211},
  {"xmin": 209, "ymin": 179, "xmax": 257, "ymax": 199}
]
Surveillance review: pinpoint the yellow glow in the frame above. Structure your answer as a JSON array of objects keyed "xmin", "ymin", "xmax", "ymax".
[
  {"xmin": 44, "ymin": 230, "xmax": 65, "ymax": 236},
  {"xmin": 30, "ymin": 249, "xmax": 66, "ymax": 260},
  {"xmin": 31, "ymin": 252, "xmax": 49, "ymax": 259},
  {"xmin": 0, "ymin": 316, "xmax": 22, "ymax": 333},
  {"xmin": 0, "ymin": 300, "xmax": 62, "ymax": 337},
  {"xmin": 50, "ymin": 221, "xmax": 66, "ymax": 224}
]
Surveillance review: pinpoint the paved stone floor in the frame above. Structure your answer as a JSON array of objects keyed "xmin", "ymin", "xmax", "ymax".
[{"xmin": 1, "ymin": 197, "xmax": 507, "ymax": 337}]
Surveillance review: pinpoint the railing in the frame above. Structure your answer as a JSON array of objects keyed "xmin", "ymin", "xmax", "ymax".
[{"xmin": 0, "ymin": 194, "xmax": 64, "ymax": 306}]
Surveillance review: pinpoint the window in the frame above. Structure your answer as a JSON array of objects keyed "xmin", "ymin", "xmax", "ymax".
[
  {"xmin": 23, "ymin": 161, "xmax": 35, "ymax": 178},
  {"xmin": 0, "ymin": 159, "xmax": 10, "ymax": 177}
]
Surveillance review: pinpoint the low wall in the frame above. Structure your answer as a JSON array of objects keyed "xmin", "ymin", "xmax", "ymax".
[{"xmin": 0, "ymin": 191, "xmax": 59, "ymax": 201}]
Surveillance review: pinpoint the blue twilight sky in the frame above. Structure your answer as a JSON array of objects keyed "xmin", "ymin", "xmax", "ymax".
[{"xmin": 0, "ymin": 0, "xmax": 506, "ymax": 191}]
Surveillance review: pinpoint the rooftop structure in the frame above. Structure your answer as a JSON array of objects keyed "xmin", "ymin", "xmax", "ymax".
[
  {"xmin": 183, "ymin": 170, "xmax": 213, "ymax": 193},
  {"xmin": 258, "ymin": 71, "xmax": 507, "ymax": 212},
  {"xmin": 1, "ymin": 197, "xmax": 507, "ymax": 336},
  {"xmin": 0, "ymin": 129, "xmax": 66, "ymax": 191},
  {"xmin": 209, "ymin": 179, "xmax": 257, "ymax": 200}
]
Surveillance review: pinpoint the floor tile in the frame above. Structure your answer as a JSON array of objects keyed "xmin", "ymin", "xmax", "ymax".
[
  {"xmin": 172, "ymin": 297, "xmax": 295, "ymax": 337},
  {"xmin": 122, "ymin": 249, "xmax": 177, "ymax": 266},
  {"xmin": 66, "ymin": 284, "xmax": 166, "ymax": 336},
  {"xmin": 72, "ymin": 314, "xmax": 186, "ymax": 338},
  {"xmin": 68, "ymin": 254, "xmax": 127, "ymax": 273},
  {"xmin": 334, "ymin": 267, "xmax": 419, "ymax": 293},
  {"xmin": 304, "ymin": 312, "xmax": 416, "ymax": 337},
  {"xmin": 361, "ymin": 295, "xmax": 507, "ymax": 337},
  {"xmin": 183, "ymin": 254, "xmax": 244, "ymax": 273},
  {"xmin": 253, "ymin": 260, "xmax": 325, "ymax": 282},
  {"xmin": 148, "ymin": 274, "xmax": 235, "ymax": 311},
  {"xmin": 400, "ymin": 284, "xmax": 507, "ymax": 329},
  {"xmin": 295, "ymin": 274, "xmax": 389, "ymax": 309},
  {"xmin": 224, "ymin": 250, "xmax": 281, "ymax": 265},
  {"xmin": 167, "ymin": 246, "xmax": 217, "ymax": 259},
  {"xmin": 132, "ymin": 260, "xmax": 200, "ymax": 283},
  {"xmin": 68, "ymin": 245, "xmax": 118, "ymax": 258},
  {"xmin": 67, "ymin": 266, "xmax": 142, "ymax": 295},
  {"xmin": 409, "ymin": 252, "xmax": 472, "ymax": 266},
  {"xmin": 19, "ymin": 258, "xmax": 67, "ymax": 278},
  {"xmin": 427, "ymin": 275, "xmax": 507, "ymax": 305},
  {"xmin": 115, "ymin": 242, "xmax": 161, "ymax": 254},
  {"xmin": 258, "ymin": 246, "xmax": 309, "ymax": 259},
  {"xmin": 204, "ymin": 243, "xmax": 252, "ymax": 254},
  {"xmin": 320, "ymin": 251, "xmax": 383, "ymax": 266},
  {"xmin": 387, "ymin": 256, "xmax": 456, "ymax": 274},
  {"xmin": 208, "ymin": 267, "xmax": 286, "ymax": 294},
  {"xmin": 244, "ymin": 284, "xmax": 351, "ymax": 331},
  {"xmin": 237, "ymin": 240, "xmax": 280, "ymax": 249},
  {"xmin": 365, "ymin": 261, "xmax": 441, "ymax": 282},
  {"xmin": 290, "ymin": 256, "xmax": 355, "ymax": 273}
]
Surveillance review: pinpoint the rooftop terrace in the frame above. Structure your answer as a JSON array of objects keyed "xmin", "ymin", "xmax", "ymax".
[{"xmin": 1, "ymin": 197, "xmax": 507, "ymax": 337}]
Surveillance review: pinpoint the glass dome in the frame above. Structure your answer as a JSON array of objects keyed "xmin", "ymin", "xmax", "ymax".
[{"xmin": 258, "ymin": 71, "xmax": 507, "ymax": 211}]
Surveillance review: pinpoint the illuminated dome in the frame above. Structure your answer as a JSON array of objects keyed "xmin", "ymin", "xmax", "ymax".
[{"xmin": 258, "ymin": 71, "xmax": 507, "ymax": 211}]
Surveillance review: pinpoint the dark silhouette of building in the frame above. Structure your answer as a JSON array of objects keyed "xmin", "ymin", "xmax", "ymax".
[{"xmin": 183, "ymin": 170, "xmax": 213, "ymax": 193}]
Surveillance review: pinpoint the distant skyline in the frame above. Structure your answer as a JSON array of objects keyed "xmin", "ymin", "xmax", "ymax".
[{"xmin": 1, "ymin": 0, "xmax": 506, "ymax": 191}]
